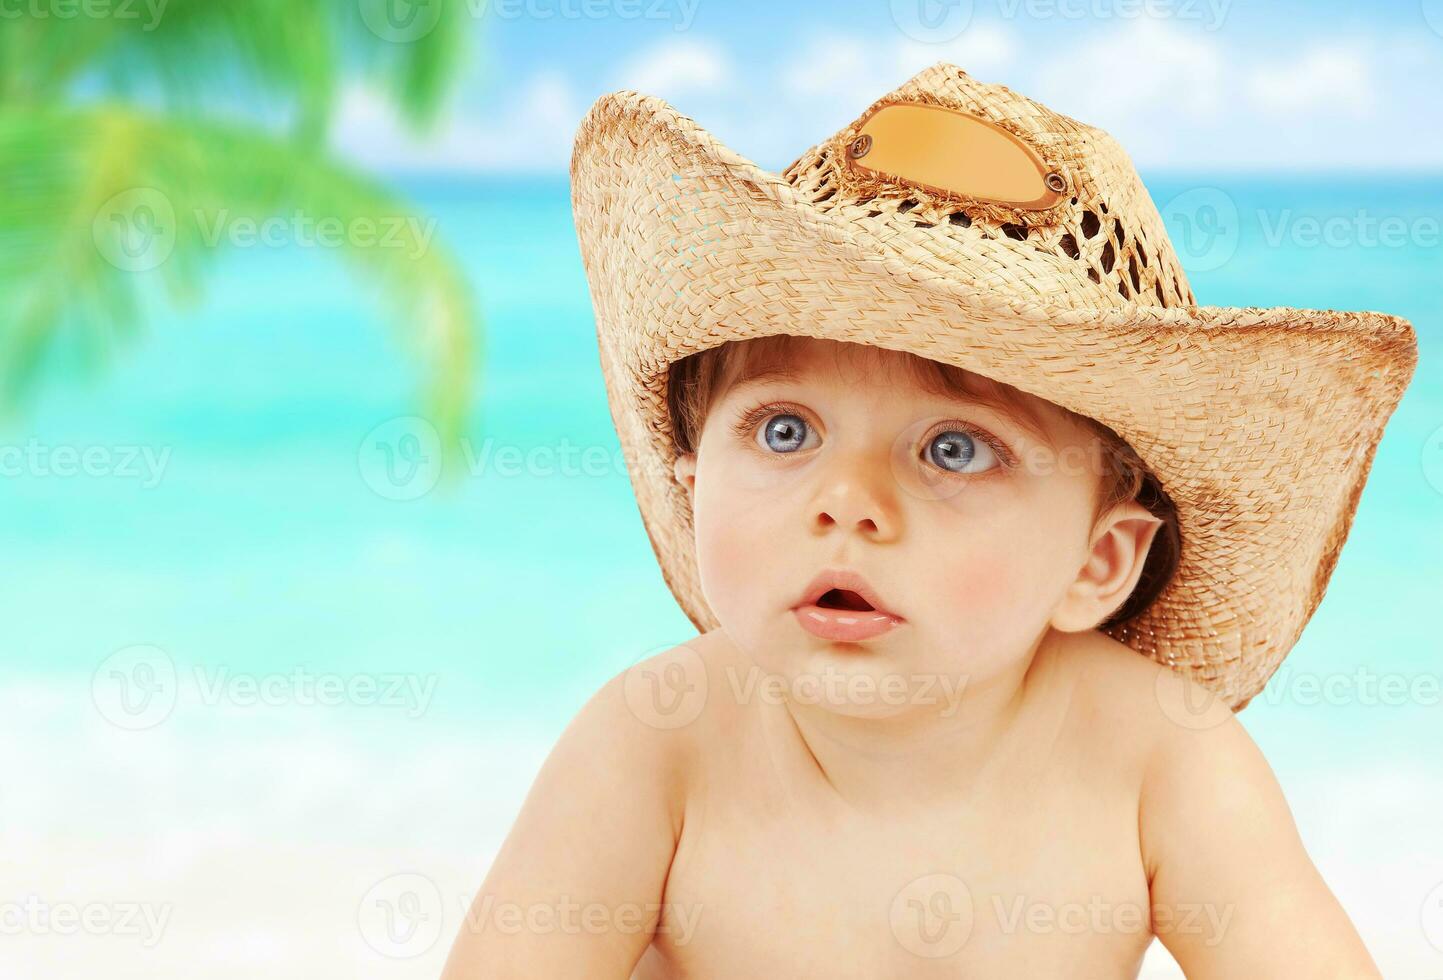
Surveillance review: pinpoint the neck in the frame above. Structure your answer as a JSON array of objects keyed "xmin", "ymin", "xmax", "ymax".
[{"xmin": 773, "ymin": 629, "xmax": 1067, "ymax": 814}]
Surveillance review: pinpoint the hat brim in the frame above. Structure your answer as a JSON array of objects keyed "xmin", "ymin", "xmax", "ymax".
[{"xmin": 570, "ymin": 90, "xmax": 1418, "ymax": 710}]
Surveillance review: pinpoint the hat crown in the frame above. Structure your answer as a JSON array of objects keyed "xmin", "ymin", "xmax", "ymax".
[{"xmin": 781, "ymin": 63, "xmax": 1196, "ymax": 311}]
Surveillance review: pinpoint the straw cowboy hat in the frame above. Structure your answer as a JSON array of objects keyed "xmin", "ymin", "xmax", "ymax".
[{"xmin": 568, "ymin": 62, "xmax": 1417, "ymax": 711}]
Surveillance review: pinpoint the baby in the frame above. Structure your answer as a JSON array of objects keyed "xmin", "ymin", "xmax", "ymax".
[
  {"xmin": 440, "ymin": 337, "xmax": 1378, "ymax": 978},
  {"xmin": 442, "ymin": 62, "xmax": 1414, "ymax": 977}
]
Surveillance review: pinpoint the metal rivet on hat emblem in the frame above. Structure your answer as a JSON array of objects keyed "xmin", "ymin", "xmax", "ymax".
[
  {"xmin": 1045, "ymin": 172, "xmax": 1067, "ymax": 193},
  {"xmin": 849, "ymin": 135, "xmax": 872, "ymax": 159}
]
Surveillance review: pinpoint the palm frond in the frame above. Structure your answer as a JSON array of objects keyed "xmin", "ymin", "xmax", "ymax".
[
  {"xmin": 0, "ymin": 105, "xmax": 475, "ymax": 447},
  {"xmin": 4, "ymin": 0, "xmax": 467, "ymax": 136}
]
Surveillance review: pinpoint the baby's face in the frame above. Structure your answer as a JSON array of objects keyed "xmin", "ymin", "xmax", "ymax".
[{"xmin": 673, "ymin": 336, "xmax": 1157, "ymax": 718}]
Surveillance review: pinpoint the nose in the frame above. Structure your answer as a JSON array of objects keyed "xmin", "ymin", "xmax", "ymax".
[{"xmin": 809, "ymin": 449, "xmax": 900, "ymax": 542}]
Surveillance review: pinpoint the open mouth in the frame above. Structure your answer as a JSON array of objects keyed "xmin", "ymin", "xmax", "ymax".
[{"xmin": 815, "ymin": 588, "xmax": 876, "ymax": 612}]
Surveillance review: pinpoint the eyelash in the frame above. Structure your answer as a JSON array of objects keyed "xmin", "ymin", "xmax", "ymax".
[{"xmin": 729, "ymin": 400, "xmax": 1018, "ymax": 471}]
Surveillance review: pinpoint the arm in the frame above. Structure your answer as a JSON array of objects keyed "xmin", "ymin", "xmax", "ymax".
[
  {"xmin": 440, "ymin": 658, "xmax": 689, "ymax": 979},
  {"xmin": 1139, "ymin": 674, "xmax": 1379, "ymax": 978}
]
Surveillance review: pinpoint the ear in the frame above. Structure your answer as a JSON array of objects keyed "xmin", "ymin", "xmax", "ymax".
[
  {"xmin": 1051, "ymin": 501, "xmax": 1164, "ymax": 633},
  {"xmin": 672, "ymin": 453, "xmax": 697, "ymax": 495}
]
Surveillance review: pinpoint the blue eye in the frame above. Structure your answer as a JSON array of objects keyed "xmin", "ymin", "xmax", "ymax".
[
  {"xmin": 758, "ymin": 413, "xmax": 812, "ymax": 453},
  {"xmin": 927, "ymin": 430, "xmax": 999, "ymax": 474}
]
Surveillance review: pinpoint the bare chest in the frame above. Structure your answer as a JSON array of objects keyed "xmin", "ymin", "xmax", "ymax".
[{"xmin": 634, "ymin": 740, "xmax": 1153, "ymax": 978}]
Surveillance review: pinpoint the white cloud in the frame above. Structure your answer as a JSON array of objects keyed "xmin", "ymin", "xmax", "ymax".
[
  {"xmin": 896, "ymin": 22, "xmax": 1020, "ymax": 79},
  {"xmin": 332, "ymin": 70, "xmax": 583, "ymax": 174},
  {"xmin": 1246, "ymin": 41, "xmax": 1377, "ymax": 117},
  {"xmin": 1035, "ymin": 19, "xmax": 1226, "ymax": 131},
  {"xmin": 614, "ymin": 38, "xmax": 733, "ymax": 98},
  {"xmin": 329, "ymin": 25, "xmax": 1434, "ymax": 175}
]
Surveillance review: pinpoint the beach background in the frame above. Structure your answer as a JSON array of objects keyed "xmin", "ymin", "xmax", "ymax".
[{"xmin": 1, "ymin": 1, "xmax": 1440, "ymax": 976}]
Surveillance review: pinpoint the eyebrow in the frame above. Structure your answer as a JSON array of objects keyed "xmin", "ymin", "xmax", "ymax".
[{"xmin": 724, "ymin": 364, "xmax": 803, "ymax": 393}]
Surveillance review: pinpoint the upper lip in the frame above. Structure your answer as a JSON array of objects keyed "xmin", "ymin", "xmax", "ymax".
[{"xmin": 793, "ymin": 569, "xmax": 902, "ymax": 619}]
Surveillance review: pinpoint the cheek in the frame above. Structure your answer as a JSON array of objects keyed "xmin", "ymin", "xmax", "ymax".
[
  {"xmin": 689, "ymin": 453, "xmax": 778, "ymax": 622},
  {"xmin": 921, "ymin": 496, "xmax": 1084, "ymax": 625}
]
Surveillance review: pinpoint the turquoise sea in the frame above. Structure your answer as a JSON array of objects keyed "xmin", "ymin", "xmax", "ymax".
[{"xmin": 1, "ymin": 174, "xmax": 1439, "ymax": 977}]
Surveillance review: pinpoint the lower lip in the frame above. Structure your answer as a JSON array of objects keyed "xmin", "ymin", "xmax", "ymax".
[{"xmin": 792, "ymin": 604, "xmax": 904, "ymax": 642}]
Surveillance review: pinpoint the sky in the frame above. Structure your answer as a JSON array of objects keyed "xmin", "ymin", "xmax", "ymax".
[{"xmin": 333, "ymin": 0, "xmax": 1443, "ymax": 175}]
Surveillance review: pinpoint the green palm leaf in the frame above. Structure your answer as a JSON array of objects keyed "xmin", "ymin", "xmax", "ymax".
[
  {"xmin": 0, "ymin": 2, "xmax": 477, "ymax": 453},
  {"xmin": 0, "ymin": 104, "xmax": 475, "ymax": 448}
]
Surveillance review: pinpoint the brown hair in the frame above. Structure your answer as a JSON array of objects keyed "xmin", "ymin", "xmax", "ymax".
[{"xmin": 665, "ymin": 336, "xmax": 1180, "ymax": 630}]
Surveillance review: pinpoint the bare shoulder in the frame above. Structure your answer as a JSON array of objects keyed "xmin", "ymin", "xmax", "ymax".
[
  {"xmin": 437, "ymin": 639, "xmax": 724, "ymax": 977},
  {"xmin": 1046, "ymin": 629, "xmax": 1236, "ymax": 738},
  {"xmin": 592, "ymin": 628, "xmax": 747, "ymax": 781}
]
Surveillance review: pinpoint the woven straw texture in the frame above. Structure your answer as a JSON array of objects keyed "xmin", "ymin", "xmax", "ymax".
[{"xmin": 569, "ymin": 62, "xmax": 1417, "ymax": 711}]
